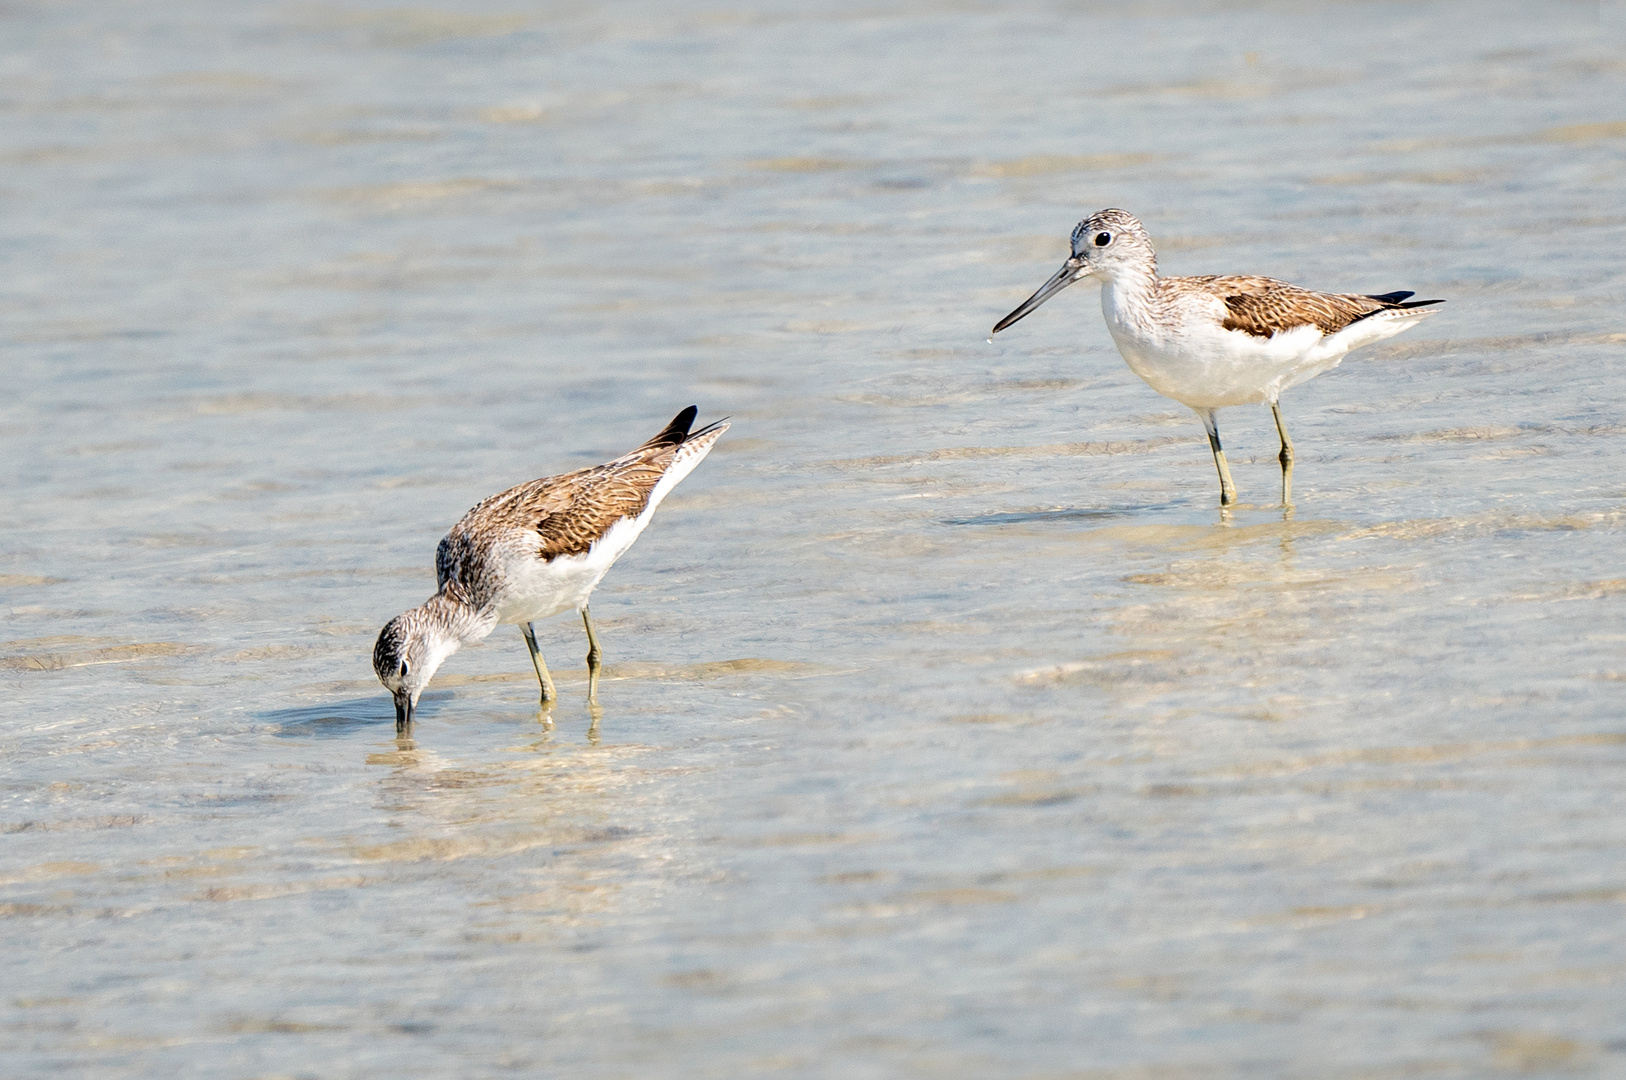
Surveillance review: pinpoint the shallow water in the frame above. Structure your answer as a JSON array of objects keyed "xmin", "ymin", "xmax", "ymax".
[{"xmin": 4, "ymin": 1, "xmax": 1626, "ymax": 1076}]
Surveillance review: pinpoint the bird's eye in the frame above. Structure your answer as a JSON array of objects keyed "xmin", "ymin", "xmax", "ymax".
[
  {"xmin": 1094, "ymin": 232, "xmax": 1112, "ymax": 247},
  {"xmin": 399, "ymin": 660, "xmax": 410, "ymax": 677}
]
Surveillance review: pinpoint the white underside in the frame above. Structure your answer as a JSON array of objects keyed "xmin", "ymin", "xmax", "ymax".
[
  {"xmin": 487, "ymin": 432, "xmax": 720, "ymax": 627},
  {"xmin": 1101, "ymin": 283, "xmax": 1435, "ymax": 410}
]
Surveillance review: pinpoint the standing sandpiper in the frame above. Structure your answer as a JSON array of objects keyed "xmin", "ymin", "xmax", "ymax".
[
  {"xmin": 373, "ymin": 407, "xmax": 727, "ymax": 728},
  {"xmin": 992, "ymin": 209, "xmax": 1443, "ymax": 506}
]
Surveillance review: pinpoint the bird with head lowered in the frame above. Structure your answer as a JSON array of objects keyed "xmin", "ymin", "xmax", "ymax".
[{"xmin": 373, "ymin": 407, "xmax": 727, "ymax": 729}]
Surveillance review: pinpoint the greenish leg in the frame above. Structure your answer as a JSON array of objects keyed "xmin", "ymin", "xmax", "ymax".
[
  {"xmin": 1271, "ymin": 401, "xmax": 1295, "ymax": 508},
  {"xmin": 1200, "ymin": 410, "xmax": 1238, "ymax": 507},
  {"xmin": 521, "ymin": 622, "xmax": 556, "ymax": 705},
  {"xmin": 582, "ymin": 606, "xmax": 603, "ymax": 705}
]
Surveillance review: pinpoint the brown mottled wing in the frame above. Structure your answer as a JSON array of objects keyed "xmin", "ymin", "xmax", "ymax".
[
  {"xmin": 459, "ymin": 449, "xmax": 676, "ymax": 564},
  {"xmin": 435, "ymin": 408, "xmax": 703, "ymax": 595},
  {"xmin": 531, "ymin": 453, "xmax": 672, "ymax": 559},
  {"xmin": 435, "ymin": 458, "xmax": 664, "ymax": 603},
  {"xmin": 1187, "ymin": 275, "xmax": 1386, "ymax": 338}
]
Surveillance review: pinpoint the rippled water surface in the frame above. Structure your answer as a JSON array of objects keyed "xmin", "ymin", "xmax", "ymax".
[{"xmin": 5, "ymin": 2, "xmax": 1626, "ymax": 1076}]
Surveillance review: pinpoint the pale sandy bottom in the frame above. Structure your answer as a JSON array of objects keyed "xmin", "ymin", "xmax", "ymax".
[{"xmin": 3, "ymin": 2, "xmax": 1625, "ymax": 1076}]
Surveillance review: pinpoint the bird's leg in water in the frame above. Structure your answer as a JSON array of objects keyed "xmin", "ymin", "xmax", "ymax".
[
  {"xmin": 1200, "ymin": 409, "xmax": 1238, "ymax": 507},
  {"xmin": 521, "ymin": 622, "xmax": 557, "ymax": 705},
  {"xmin": 582, "ymin": 606, "xmax": 603, "ymax": 705},
  {"xmin": 1271, "ymin": 400, "xmax": 1295, "ymax": 508}
]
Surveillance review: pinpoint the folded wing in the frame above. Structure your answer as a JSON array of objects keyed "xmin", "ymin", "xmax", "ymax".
[{"xmin": 1185, "ymin": 275, "xmax": 1443, "ymax": 339}]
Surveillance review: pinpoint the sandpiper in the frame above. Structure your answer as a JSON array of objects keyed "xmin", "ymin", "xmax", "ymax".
[
  {"xmin": 373, "ymin": 407, "xmax": 728, "ymax": 728},
  {"xmin": 992, "ymin": 209, "xmax": 1443, "ymax": 506}
]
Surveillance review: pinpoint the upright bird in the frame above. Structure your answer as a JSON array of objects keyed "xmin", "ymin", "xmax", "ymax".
[
  {"xmin": 373, "ymin": 407, "xmax": 728, "ymax": 728},
  {"xmin": 992, "ymin": 209, "xmax": 1443, "ymax": 506}
]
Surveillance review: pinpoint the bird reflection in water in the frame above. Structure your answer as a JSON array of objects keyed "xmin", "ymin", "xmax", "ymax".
[{"xmin": 531, "ymin": 697, "xmax": 602, "ymax": 746}]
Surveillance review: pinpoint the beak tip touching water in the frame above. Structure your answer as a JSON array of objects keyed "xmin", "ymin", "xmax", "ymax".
[{"xmin": 394, "ymin": 693, "xmax": 414, "ymax": 730}]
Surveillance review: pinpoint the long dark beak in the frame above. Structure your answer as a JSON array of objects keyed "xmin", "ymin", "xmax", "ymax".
[
  {"xmin": 394, "ymin": 691, "xmax": 415, "ymax": 731},
  {"xmin": 992, "ymin": 258, "xmax": 1086, "ymax": 334}
]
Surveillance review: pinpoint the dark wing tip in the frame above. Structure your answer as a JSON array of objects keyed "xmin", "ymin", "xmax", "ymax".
[
  {"xmin": 1348, "ymin": 296, "xmax": 1445, "ymax": 327},
  {"xmin": 667, "ymin": 405, "xmax": 699, "ymax": 435},
  {"xmin": 1364, "ymin": 292, "xmax": 1445, "ymax": 311},
  {"xmin": 637, "ymin": 406, "xmax": 699, "ymax": 451}
]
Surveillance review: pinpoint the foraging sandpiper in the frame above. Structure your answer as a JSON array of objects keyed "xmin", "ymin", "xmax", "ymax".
[{"xmin": 373, "ymin": 407, "xmax": 727, "ymax": 727}]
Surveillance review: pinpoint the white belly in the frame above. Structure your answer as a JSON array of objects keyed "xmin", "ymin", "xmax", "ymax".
[
  {"xmin": 1110, "ymin": 321, "xmax": 1334, "ymax": 409},
  {"xmin": 489, "ymin": 514, "xmax": 648, "ymax": 625}
]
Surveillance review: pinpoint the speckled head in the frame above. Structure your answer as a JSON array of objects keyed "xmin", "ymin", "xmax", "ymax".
[
  {"xmin": 1069, "ymin": 208, "xmax": 1155, "ymax": 276},
  {"xmin": 992, "ymin": 208, "xmax": 1157, "ymax": 334},
  {"xmin": 372, "ymin": 601, "xmax": 463, "ymax": 729}
]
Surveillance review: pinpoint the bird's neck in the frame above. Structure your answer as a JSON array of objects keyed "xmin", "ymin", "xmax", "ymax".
[
  {"xmin": 423, "ymin": 591, "xmax": 497, "ymax": 647},
  {"xmin": 1099, "ymin": 262, "xmax": 1161, "ymax": 334}
]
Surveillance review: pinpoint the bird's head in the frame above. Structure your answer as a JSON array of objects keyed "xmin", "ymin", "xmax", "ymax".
[
  {"xmin": 372, "ymin": 603, "xmax": 461, "ymax": 729},
  {"xmin": 993, "ymin": 208, "xmax": 1154, "ymax": 334}
]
